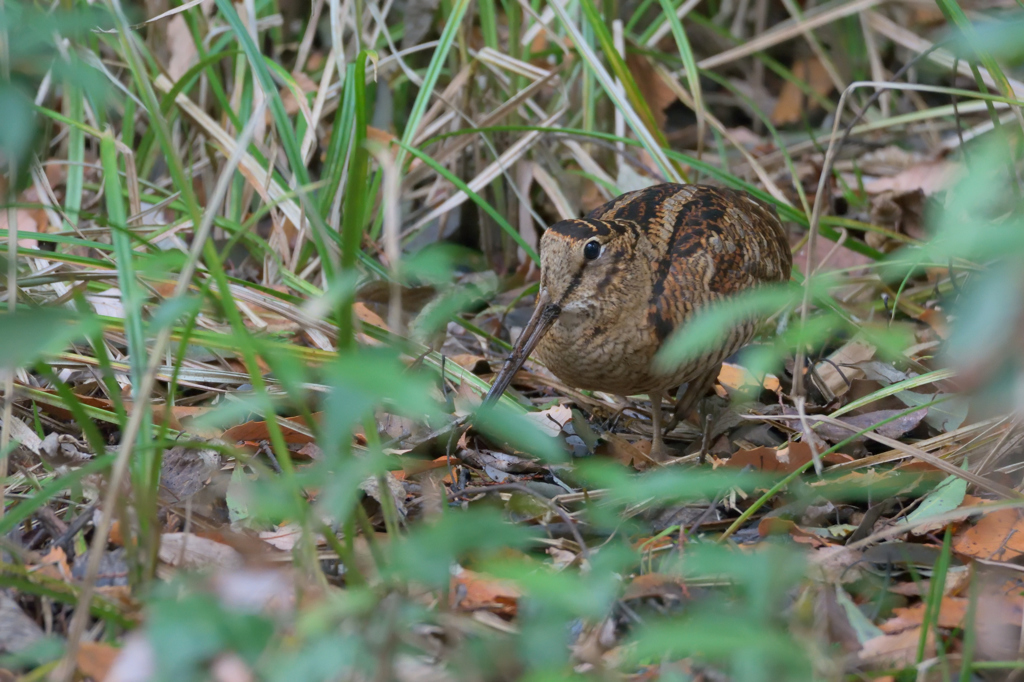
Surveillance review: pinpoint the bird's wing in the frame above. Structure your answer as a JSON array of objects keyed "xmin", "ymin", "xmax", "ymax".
[{"xmin": 593, "ymin": 183, "xmax": 791, "ymax": 342}]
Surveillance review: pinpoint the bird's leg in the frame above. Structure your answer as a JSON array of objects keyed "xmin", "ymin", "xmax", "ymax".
[
  {"xmin": 664, "ymin": 366, "xmax": 720, "ymax": 433},
  {"xmin": 648, "ymin": 389, "xmax": 673, "ymax": 461}
]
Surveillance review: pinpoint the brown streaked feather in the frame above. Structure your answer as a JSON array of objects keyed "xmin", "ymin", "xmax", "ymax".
[{"xmin": 589, "ymin": 184, "xmax": 790, "ymax": 344}]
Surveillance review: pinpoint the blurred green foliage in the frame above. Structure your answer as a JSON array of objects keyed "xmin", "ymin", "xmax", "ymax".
[{"xmin": 0, "ymin": 0, "xmax": 112, "ymax": 178}]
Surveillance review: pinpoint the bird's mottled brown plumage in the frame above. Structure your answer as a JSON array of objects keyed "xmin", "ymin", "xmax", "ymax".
[
  {"xmin": 536, "ymin": 183, "xmax": 790, "ymax": 395},
  {"xmin": 485, "ymin": 183, "xmax": 792, "ymax": 458}
]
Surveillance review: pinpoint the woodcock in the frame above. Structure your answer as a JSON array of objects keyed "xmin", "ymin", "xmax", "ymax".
[{"xmin": 484, "ymin": 183, "xmax": 792, "ymax": 459}]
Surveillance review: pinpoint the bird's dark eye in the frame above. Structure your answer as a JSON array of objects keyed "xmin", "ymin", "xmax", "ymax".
[{"xmin": 583, "ymin": 240, "xmax": 601, "ymax": 260}]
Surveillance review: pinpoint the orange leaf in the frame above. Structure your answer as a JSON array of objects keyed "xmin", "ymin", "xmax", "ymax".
[
  {"xmin": 772, "ymin": 57, "xmax": 834, "ymax": 126},
  {"xmin": 953, "ymin": 508, "xmax": 1024, "ymax": 561},
  {"xmin": 717, "ymin": 362, "xmax": 780, "ymax": 394},
  {"xmin": 623, "ymin": 573, "xmax": 689, "ymax": 600},
  {"xmin": 77, "ymin": 641, "xmax": 120, "ymax": 681},
  {"xmin": 450, "ymin": 568, "xmax": 520, "ymax": 615},
  {"xmin": 725, "ymin": 442, "xmax": 852, "ymax": 474},
  {"xmin": 879, "ymin": 598, "xmax": 967, "ymax": 633},
  {"xmin": 222, "ymin": 413, "xmax": 320, "ymax": 444}
]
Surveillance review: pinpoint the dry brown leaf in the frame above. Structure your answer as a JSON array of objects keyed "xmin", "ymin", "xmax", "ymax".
[
  {"xmin": 596, "ymin": 432, "xmax": 659, "ymax": 471},
  {"xmin": 864, "ymin": 160, "xmax": 963, "ymax": 196},
  {"xmin": 917, "ymin": 308, "xmax": 950, "ymax": 340},
  {"xmin": 258, "ymin": 524, "xmax": 305, "ymax": 552},
  {"xmin": 810, "ymin": 408, "xmax": 928, "ymax": 444},
  {"xmin": 366, "ymin": 126, "xmax": 397, "ymax": 148},
  {"xmin": 450, "ymin": 353, "xmax": 491, "ymax": 374},
  {"xmin": 160, "ymin": 441, "xmax": 222, "ymax": 503},
  {"xmin": 812, "ymin": 339, "xmax": 877, "ymax": 399},
  {"xmin": 793, "ymin": 235, "xmax": 874, "ymax": 280},
  {"xmin": 625, "ymin": 52, "xmax": 677, "ymax": 129},
  {"xmin": 77, "ymin": 641, "xmax": 121, "ymax": 682},
  {"xmin": 859, "ymin": 626, "xmax": 933, "ymax": 668},
  {"xmin": 35, "ymin": 547, "xmax": 72, "ymax": 582},
  {"xmin": 879, "ymin": 597, "xmax": 967, "ymax": 633},
  {"xmin": 222, "ymin": 412, "xmax": 319, "ymax": 444},
  {"xmin": 622, "ymin": 573, "xmax": 689, "ymax": 600},
  {"xmin": 888, "ymin": 570, "xmax": 970, "ymax": 598},
  {"xmin": 717, "ymin": 362, "xmax": 780, "ymax": 394},
  {"xmin": 158, "ymin": 533, "xmax": 243, "ymax": 569},
  {"xmin": 953, "ymin": 508, "xmax": 1024, "ymax": 561},
  {"xmin": 166, "ymin": 14, "xmax": 197, "ymax": 81},
  {"xmin": 0, "ymin": 207, "xmax": 41, "ymax": 249},
  {"xmin": 450, "ymin": 568, "xmax": 520, "ymax": 615},
  {"xmin": 280, "ymin": 71, "xmax": 318, "ymax": 116},
  {"xmin": 523, "ymin": 404, "xmax": 573, "ymax": 438},
  {"xmin": 725, "ymin": 442, "xmax": 852, "ymax": 474},
  {"xmin": 772, "ymin": 57, "xmax": 834, "ymax": 126}
]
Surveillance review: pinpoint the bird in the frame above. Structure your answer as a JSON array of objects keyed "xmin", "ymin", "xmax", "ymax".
[{"xmin": 484, "ymin": 183, "xmax": 792, "ymax": 460}]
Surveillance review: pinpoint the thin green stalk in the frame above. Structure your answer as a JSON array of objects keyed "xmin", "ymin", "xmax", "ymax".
[
  {"xmin": 339, "ymin": 51, "xmax": 372, "ymax": 350},
  {"xmin": 64, "ymin": 82, "xmax": 84, "ymax": 229},
  {"xmin": 917, "ymin": 527, "xmax": 952, "ymax": 664}
]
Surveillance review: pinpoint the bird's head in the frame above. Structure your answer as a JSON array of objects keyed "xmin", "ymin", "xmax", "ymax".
[
  {"xmin": 483, "ymin": 218, "xmax": 647, "ymax": 404},
  {"xmin": 538, "ymin": 218, "xmax": 644, "ymax": 316}
]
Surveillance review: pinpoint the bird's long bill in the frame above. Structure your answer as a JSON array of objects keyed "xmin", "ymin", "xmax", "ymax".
[{"xmin": 483, "ymin": 298, "xmax": 561, "ymax": 404}]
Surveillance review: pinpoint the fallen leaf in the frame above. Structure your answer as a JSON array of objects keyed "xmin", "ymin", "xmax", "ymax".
[
  {"xmin": 812, "ymin": 338, "xmax": 876, "ymax": 399},
  {"xmin": 160, "ymin": 441, "xmax": 223, "ymax": 503},
  {"xmin": 523, "ymin": 404, "xmax": 573, "ymax": 438},
  {"xmin": 280, "ymin": 71, "xmax": 317, "ymax": 116},
  {"xmin": 360, "ymin": 472, "xmax": 407, "ymax": 519},
  {"xmin": 166, "ymin": 14, "xmax": 197, "ymax": 81},
  {"xmin": 625, "ymin": 52, "xmax": 677, "ymax": 129},
  {"xmin": 35, "ymin": 547, "xmax": 72, "ymax": 582},
  {"xmin": 953, "ymin": 508, "xmax": 1024, "ymax": 561},
  {"xmin": 717, "ymin": 362, "xmax": 780, "ymax": 394},
  {"xmin": 771, "ymin": 56, "xmax": 834, "ymax": 126},
  {"xmin": 859, "ymin": 626, "xmax": 933, "ymax": 668},
  {"xmin": 835, "ymin": 587, "xmax": 883, "ymax": 645},
  {"xmin": 450, "ymin": 568, "xmax": 520, "ymax": 615},
  {"xmin": 258, "ymin": 523, "xmax": 306, "ymax": 552},
  {"xmin": 450, "ymin": 353, "xmax": 491, "ymax": 374},
  {"xmin": 864, "ymin": 160, "xmax": 963, "ymax": 196},
  {"xmin": 158, "ymin": 532, "xmax": 243, "ymax": 569},
  {"xmin": 904, "ymin": 472, "xmax": 967, "ymax": 535},
  {"xmin": 917, "ymin": 308, "xmax": 950, "ymax": 340},
  {"xmin": 77, "ymin": 641, "xmax": 120, "ymax": 682},
  {"xmin": 222, "ymin": 413, "xmax": 319, "ymax": 444},
  {"xmin": 725, "ymin": 441, "xmax": 852, "ymax": 474},
  {"xmin": 879, "ymin": 598, "xmax": 967, "ymax": 633},
  {"xmin": 0, "ymin": 206, "xmax": 41, "ymax": 249},
  {"xmin": 87, "ymin": 287, "xmax": 126, "ymax": 319},
  {"xmin": 623, "ymin": 573, "xmax": 689, "ymax": 601},
  {"xmin": 810, "ymin": 408, "xmax": 927, "ymax": 444},
  {"xmin": 597, "ymin": 432, "xmax": 659, "ymax": 471}
]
